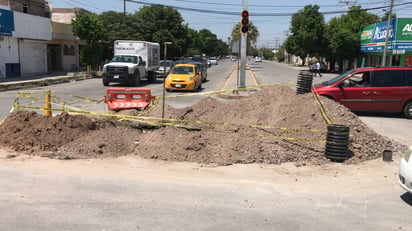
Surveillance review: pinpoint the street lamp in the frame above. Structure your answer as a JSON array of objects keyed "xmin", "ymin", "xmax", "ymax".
[{"xmin": 162, "ymin": 42, "xmax": 172, "ymax": 121}]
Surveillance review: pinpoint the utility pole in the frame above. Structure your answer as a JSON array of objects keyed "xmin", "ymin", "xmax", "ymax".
[
  {"xmin": 283, "ymin": 30, "xmax": 290, "ymax": 62},
  {"xmin": 239, "ymin": 0, "xmax": 248, "ymax": 88},
  {"xmin": 382, "ymin": 0, "xmax": 394, "ymax": 67},
  {"xmin": 124, "ymin": 0, "xmax": 126, "ymax": 15}
]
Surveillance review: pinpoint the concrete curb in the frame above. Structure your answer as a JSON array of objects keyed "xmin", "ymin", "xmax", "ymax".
[{"xmin": 0, "ymin": 74, "xmax": 91, "ymax": 92}]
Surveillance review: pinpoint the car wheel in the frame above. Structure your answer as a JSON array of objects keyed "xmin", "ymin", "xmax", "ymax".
[
  {"xmin": 103, "ymin": 78, "xmax": 109, "ymax": 86},
  {"xmin": 148, "ymin": 72, "xmax": 156, "ymax": 83},
  {"xmin": 404, "ymin": 101, "xmax": 412, "ymax": 119}
]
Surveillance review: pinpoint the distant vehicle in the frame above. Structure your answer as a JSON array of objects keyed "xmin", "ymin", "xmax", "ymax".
[
  {"xmin": 255, "ymin": 56, "xmax": 262, "ymax": 62},
  {"xmin": 209, "ymin": 57, "xmax": 218, "ymax": 65},
  {"xmin": 231, "ymin": 56, "xmax": 238, "ymax": 62},
  {"xmin": 102, "ymin": 40, "xmax": 160, "ymax": 86},
  {"xmin": 156, "ymin": 60, "xmax": 175, "ymax": 78},
  {"xmin": 312, "ymin": 66, "xmax": 412, "ymax": 119},
  {"xmin": 399, "ymin": 146, "xmax": 412, "ymax": 193},
  {"xmin": 191, "ymin": 55, "xmax": 209, "ymax": 70},
  {"xmin": 165, "ymin": 63, "xmax": 202, "ymax": 91}
]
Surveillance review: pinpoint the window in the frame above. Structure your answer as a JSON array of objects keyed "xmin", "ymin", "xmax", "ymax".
[
  {"xmin": 63, "ymin": 45, "xmax": 75, "ymax": 56},
  {"xmin": 372, "ymin": 70, "xmax": 407, "ymax": 87},
  {"xmin": 23, "ymin": 3, "xmax": 28, "ymax": 13},
  {"xmin": 407, "ymin": 70, "xmax": 412, "ymax": 86}
]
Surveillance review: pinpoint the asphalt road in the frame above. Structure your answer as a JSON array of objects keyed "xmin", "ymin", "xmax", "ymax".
[{"xmin": 1, "ymin": 59, "xmax": 412, "ymax": 230}]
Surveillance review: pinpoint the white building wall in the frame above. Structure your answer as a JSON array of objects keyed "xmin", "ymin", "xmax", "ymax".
[
  {"xmin": 12, "ymin": 11, "xmax": 50, "ymax": 76},
  {"xmin": 0, "ymin": 37, "xmax": 19, "ymax": 78},
  {"xmin": 13, "ymin": 11, "xmax": 51, "ymax": 40},
  {"xmin": 62, "ymin": 54, "xmax": 77, "ymax": 70},
  {"xmin": 52, "ymin": 12, "xmax": 75, "ymax": 24},
  {"xmin": 19, "ymin": 40, "xmax": 47, "ymax": 76}
]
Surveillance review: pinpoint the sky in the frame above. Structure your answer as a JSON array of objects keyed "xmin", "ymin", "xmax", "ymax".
[{"xmin": 48, "ymin": 0, "xmax": 412, "ymax": 48}]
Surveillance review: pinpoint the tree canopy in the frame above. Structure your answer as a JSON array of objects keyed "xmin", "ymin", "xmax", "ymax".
[
  {"xmin": 72, "ymin": 13, "xmax": 107, "ymax": 68},
  {"xmin": 325, "ymin": 6, "xmax": 379, "ymax": 71},
  {"xmin": 230, "ymin": 21, "xmax": 260, "ymax": 56},
  {"xmin": 79, "ymin": 5, "xmax": 229, "ymax": 60},
  {"xmin": 285, "ymin": 5, "xmax": 326, "ymax": 65}
]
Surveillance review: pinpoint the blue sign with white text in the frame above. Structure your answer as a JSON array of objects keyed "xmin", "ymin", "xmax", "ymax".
[{"xmin": 0, "ymin": 8, "xmax": 14, "ymax": 35}]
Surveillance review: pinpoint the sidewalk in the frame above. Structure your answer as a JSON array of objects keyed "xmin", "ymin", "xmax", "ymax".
[{"xmin": 0, "ymin": 72, "xmax": 89, "ymax": 91}]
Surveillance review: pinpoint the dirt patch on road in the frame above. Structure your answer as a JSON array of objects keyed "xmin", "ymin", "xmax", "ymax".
[{"xmin": 0, "ymin": 85, "xmax": 407, "ymax": 165}]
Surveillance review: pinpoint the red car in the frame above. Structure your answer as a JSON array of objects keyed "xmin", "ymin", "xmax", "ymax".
[{"xmin": 312, "ymin": 67, "xmax": 412, "ymax": 119}]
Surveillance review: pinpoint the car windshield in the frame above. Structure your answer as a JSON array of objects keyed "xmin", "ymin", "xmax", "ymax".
[
  {"xmin": 112, "ymin": 55, "xmax": 137, "ymax": 64},
  {"xmin": 318, "ymin": 69, "xmax": 356, "ymax": 86},
  {"xmin": 171, "ymin": 66, "xmax": 194, "ymax": 74}
]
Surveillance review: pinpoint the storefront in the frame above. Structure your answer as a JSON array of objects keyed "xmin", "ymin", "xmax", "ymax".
[{"xmin": 360, "ymin": 18, "xmax": 412, "ymax": 67}]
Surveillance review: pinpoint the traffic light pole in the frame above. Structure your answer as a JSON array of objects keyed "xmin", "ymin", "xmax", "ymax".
[
  {"xmin": 239, "ymin": 32, "xmax": 247, "ymax": 88},
  {"xmin": 239, "ymin": 1, "xmax": 248, "ymax": 88}
]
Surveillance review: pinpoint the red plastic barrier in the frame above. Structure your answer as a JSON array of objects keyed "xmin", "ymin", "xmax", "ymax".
[{"xmin": 104, "ymin": 88, "xmax": 155, "ymax": 111}]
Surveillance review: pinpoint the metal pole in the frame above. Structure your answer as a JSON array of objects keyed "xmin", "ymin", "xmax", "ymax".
[
  {"xmin": 162, "ymin": 42, "xmax": 172, "ymax": 122},
  {"xmin": 240, "ymin": 33, "xmax": 247, "ymax": 88},
  {"xmin": 239, "ymin": 0, "xmax": 248, "ymax": 88},
  {"xmin": 382, "ymin": 0, "xmax": 394, "ymax": 67},
  {"xmin": 124, "ymin": 0, "xmax": 126, "ymax": 15}
]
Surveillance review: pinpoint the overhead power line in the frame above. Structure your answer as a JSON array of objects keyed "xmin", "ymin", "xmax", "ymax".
[
  {"xmin": 126, "ymin": 0, "xmax": 412, "ymax": 16},
  {"xmin": 175, "ymin": 0, "xmax": 347, "ymax": 8}
]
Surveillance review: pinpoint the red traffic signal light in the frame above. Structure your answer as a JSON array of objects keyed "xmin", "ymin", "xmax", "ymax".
[
  {"xmin": 241, "ymin": 10, "xmax": 249, "ymax": 18},
  {"xmin": 240, "ymin": 10, "xmax": 249, "ymax": 33}
]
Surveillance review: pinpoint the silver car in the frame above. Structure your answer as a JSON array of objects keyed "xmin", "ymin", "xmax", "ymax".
[
  {"xmin": 399, "ymin": 146, "xmax": 412, "ymax": 193},
  {"xmin": 157, "ymin": 60, "xmax": 175, "ymax": 78},
  {"xmin": 208, "ymin": 57, "xmax": 218, "ymax": 65}
]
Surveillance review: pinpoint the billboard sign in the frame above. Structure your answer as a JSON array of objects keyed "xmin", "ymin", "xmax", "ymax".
[
  {"xmin": 361, "ymin": 18, "xmax": 412, "ymax": 52},
  {"xmin": 0, "ymin": 8, "xmax": 14, "ymax": 36}
]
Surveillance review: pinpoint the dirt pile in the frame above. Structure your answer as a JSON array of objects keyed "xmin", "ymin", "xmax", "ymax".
[{"xmin": 0, "ymin": 85, "xmax": 407, "ymax": 165}]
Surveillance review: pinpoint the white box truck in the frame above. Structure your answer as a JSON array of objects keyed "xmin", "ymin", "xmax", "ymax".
[{"xmin": 102, "ymin": 40, "xmax": 160, "ymax": 86}]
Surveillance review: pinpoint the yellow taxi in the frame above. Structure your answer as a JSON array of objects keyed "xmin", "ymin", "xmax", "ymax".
[{"xmin": 165, "ymin": 63, "xmax": 202, "ymax": 91}]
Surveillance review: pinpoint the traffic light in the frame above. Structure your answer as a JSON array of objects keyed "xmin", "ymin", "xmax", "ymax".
[{"xmin": 240, "ymin": 10, "xmax": 249, "ymax": 33}]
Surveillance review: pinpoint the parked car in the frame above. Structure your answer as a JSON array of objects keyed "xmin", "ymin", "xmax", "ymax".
[
  {"xmin": 312, "ymin": 66, "xmax": 412, "ymax": 119},
  {"xmin": 156, "ymin": 60, "xmax": 175, "ymax": 78},
  {"xmin": 231, "ymin": 56, "xmax": 238, "ymax": 62},
  {"xmin": 165, "ymin": 63, "xmax": 202, "ymax": 91},
  {"xmin": 207, "ymin": 59, "xmax": 212, "ymax": 67},
  {"xmin": 209, "ymin": 57, "xmax": 218, "ymax": 65},
  {"xmin": 255, "ymin": 56, "xmax": 262, "ymax": 62},
  {"xmin": 399, "ymin": 146, "xmax": 412, "ymax": 193}
]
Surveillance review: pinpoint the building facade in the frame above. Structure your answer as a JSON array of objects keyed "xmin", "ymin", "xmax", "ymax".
[
  {"xmin": 360, "ymin": 18, "xmax": 412, "ymax": 67},
  {"xmin": 0, "ymin": 0, "xmax": 83, "ymax": 78}
]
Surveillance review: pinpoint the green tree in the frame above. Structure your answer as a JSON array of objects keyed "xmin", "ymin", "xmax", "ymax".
[
  {"xmin": 72, "ymin": 13, "xmax": 107, "ymax": 71},
  {"xmin": 231, "ymin": 21, "xmax": 259, "ymax": 45},
  {"xmin": 231, "ymin": 21, "xmax": 260, "ymax": 55},
  {"xmin": 381, "ymin": 11, "xmax": 396, "ymax": 21},
  {"xmin": 286, "ymin": 5, "xmax": 326, "ymax": 65},
  {"xmin": 98, "ymin": 11, "xmax": 144, "ymax": 60},
  {"xmin": 325, "ymin": 6, "xmax": 379, "ymax": 71},
  {"xmin": 184, "ymin": 28, "xmax": 228, "ymax": 57},
  {"xmin": 260, "ymin": 48, "xmax": 275, "ymax": 60},
  {"xmin": 275, "ymin": 45, "xmax": 286, "ymax": 62},
  {"xmin": 135, "ymin": 5, "xmax": 190, "ymax": 59}
]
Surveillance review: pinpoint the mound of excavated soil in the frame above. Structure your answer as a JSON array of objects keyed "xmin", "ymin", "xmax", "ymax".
[{"xmin": 0, "ymin": 85, "xmax": 407, "ymax": 165}]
